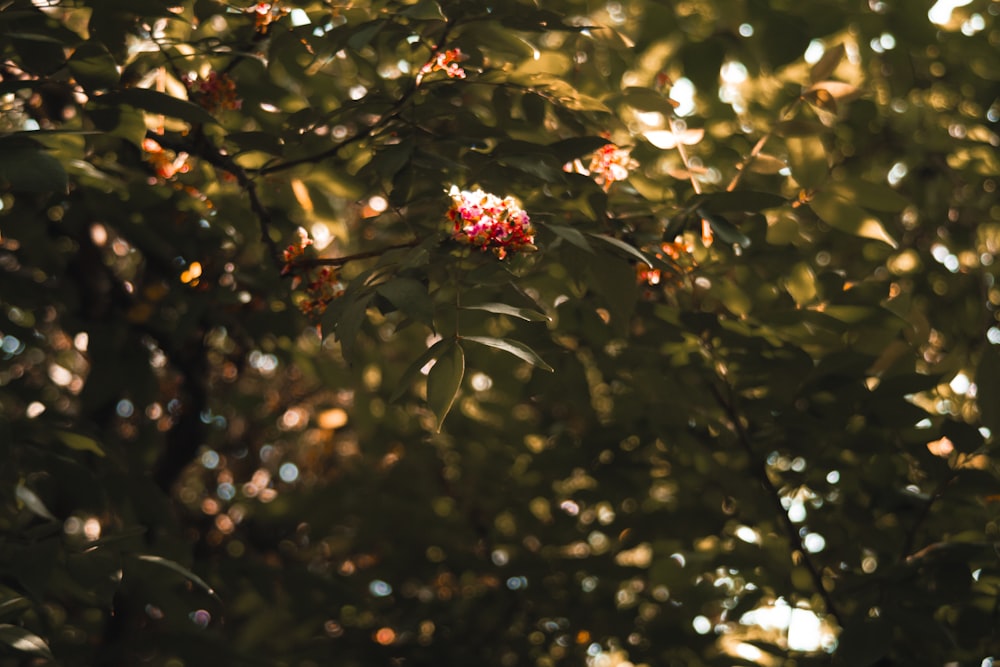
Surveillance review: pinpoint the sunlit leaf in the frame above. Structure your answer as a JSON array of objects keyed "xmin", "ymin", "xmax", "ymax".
[
  {"xmin": 785, "ymin": 135, "xmax": 828, "ymax": 189},
  {"xmin": 809, "ymin": 43, "xmax": 846, "ymax": 83},
  {"xmin": 15, "ymin": 483, "xmax": 57, "ymax": 521},
  {"xmin": 644, "ymin": 128, "xmax": 704, "ymax": 149},
  {"xmin": 463, "ymin": 336, "xmax": 554, "ymax": 372},
  {"xmin": 809, "ymin": 190, "xmax": 898, "ymax": 247},
  {"xmin": 134, "ymin": 555, "xmax": 219, "ymax": 600},
  {"xmin": 697, "ymin": 210, "xmax": 751, "ymax": 248},
  {"xmin": 0, "ymin": 624, "xmax": 53, "ymax": 660},
  {"xmin": 824, "ymin": 178, "xmax": 910, "ymax": 212},
  {"xmin": 54, "ymin": 430, "xmax": 106, "ymax": 457},
  {"xmin": 463, "ymin": 302, "xmax": 550, "ymax": 322},
  {"xmin": 588, "ymin": 233, "xmax": 652, "ymax": 266},
  {"xmin": 0, "ymin": 598, "xmax": 30, "ymax": 621}
]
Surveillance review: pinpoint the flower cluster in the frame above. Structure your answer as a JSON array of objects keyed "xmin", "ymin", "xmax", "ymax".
[
  {"xmin": 185, "ymin": 72, "xmax": 241, "ymax": 114},
  {"xmin": 565, "ymin": 142, "xmax": 638, "ymax": 191},
  {"xmin": 142, "ymin": 137, "xmax": 190, "ymax": 179},
  {"xmin": 637, "ymin": 238, "xmax": 696, "ymax": 290},
  {"xmin": 246, "ymin": 2, "xmax": 288, "ymax": 35},
  {"xmin": 418, "ymin": 48, "xmax": 466, "ymax": 83},
  {"xmin": 282, "ymin": 228, "xmax": 345, "ymax": 318},
  {"xmin": 447, "ymin": 187, "xmax": 535, "ymax": 260}
]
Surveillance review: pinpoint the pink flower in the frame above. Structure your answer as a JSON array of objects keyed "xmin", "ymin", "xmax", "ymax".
[
  {"xmin": 447, "ymin": 187, "xmax": 535, "ymax": 259},
  {"xmin": 418, "ymin": 49, "xmax": 466, "ymax": 84},
  {"xmin": 564, "ymin": 141, "xmax": 638, "ymax": 191}
]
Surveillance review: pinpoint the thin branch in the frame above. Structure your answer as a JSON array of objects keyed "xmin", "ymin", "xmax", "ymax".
[
  {"xmin": 705, "ymin": 375, "xmax": 844, "ymax": 627},
  {"xmin": 253, "ymin": 18, "xmax": 460, "ymax": 177},
  {"xmin": 726, "ymin": 98, "xmax": 802, "ymax": 192},
  {"xmin": 293, "ymin": 240, "xmax": 421, "ymax": 268},
  {"xmin": 149, "ymin": 130, "xmax": 284, "ymax": 268}
]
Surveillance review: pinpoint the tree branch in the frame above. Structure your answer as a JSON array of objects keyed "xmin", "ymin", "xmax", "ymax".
[
  {"xmin": 705, "ymin": 375, "xmax": 844, "ymax": 627},
  {"xmin": 291, "ymin": 240, "xmax": 422, "ymax": 268}
]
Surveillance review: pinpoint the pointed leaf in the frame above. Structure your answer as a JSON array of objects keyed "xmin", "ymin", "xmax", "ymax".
[
  {"xmin": 810, "ymin": 190, "xmax": 898, "ymax": 247},
  {"xmin": 463, "ymin": 302, "xmax": 550, "ymax": 322},
  {"xmin": 588, "ymin": 233, "xmax": 652, "ymax": 267},
  {"xmin": 0, "ymin": 625, "xmax": 53, "ymax": 660},
  {"xmin": 54, "ymin": 430, "xmax": 106, "ymax": 457},
  {"xmin": 390, "ymin": 337, "xmax": 452, "ymax": 402},
  {"xmin": 376, "ymin": 278, "xmax": 434, "ymax": 327},
  {"xmin": 809, "ymin": 43, "xmax": 845, "ymax": 83},
  {"xmin": 96, "ymin": 88, "xmax": 218, "ymax": 126},
  {"xmin": 697, "ymin": 210, "xmax": 751, "ymax": 248},
  {"xmin": 426, "ymin": 340, "xmax": 464, "ymax": 431},
  {"xmin": 546, "ymin": 224, "xmax": 594, "ymax": 253},
  {"xmin": 67, "ymin": 40, "xmax": 119, "ymax": 92},
  {"xmin": 644, "ymin": 128, "xmax": 704, "ymax": 149},
  {"xmin": 0, "ymin": 598, "xmax": 30, "ymax": 621},
  {"xmin": 15, "ymin": 484, "xmax": 57, "ymax": 522},
  {"xmin": 135, "ymin": 555, "xmax": 219, "ymax": 600},
  {"xmin": 824, "ymin": 178, "xmax": 909, "ymax": 212},
  {"xmin": 463, "ymin": 336, "xmax": 554, "ymax": 372},
  {"xmin": 547, "ymin": 136, "xmax": 612, "ymax": 163},
  {"xmin": 685, "ymin": 191, "xmax": 786, "ymax": 214},
  {"xmin": 785, "ymin": 135, "xmax": 827, "ymax": 189},
  {"xmin": 0, "ymin": 137, "xmax": 67, "ymax": 194}
]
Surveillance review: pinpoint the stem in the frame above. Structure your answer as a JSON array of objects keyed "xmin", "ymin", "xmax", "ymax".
[
  {"xmin": 726, "ymin": 99, "xmax": 802, "ymax": 192},
  {"xmin": 293, "ymin": 240, "xmax": 421, "ymax": 268},
  {"xmin": 705, "ymin": 375, "xmax": 844, "ymax": 627},
  {"xmin": 253, "ymin": 18, "xmax": 460, "ymax": 177}
]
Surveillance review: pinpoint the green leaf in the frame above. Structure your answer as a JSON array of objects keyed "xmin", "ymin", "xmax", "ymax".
[
  {"xmin": 390, "ymin": 337, "xmax": 452, "ymax": 403},
  {"xmin": 824, "ymin": 177, "xmax": 910, "ymax": 212},
  {"xmin": 0, "ymin": 625, "xmax": 53, "ymax": 660},
  {"xmin": 546, "ymin": 224, "xmax": 594, "ymax": 252},
  {"xmin": 134, "ymin": 555, "xmax": 219, "ymax": 600},
  {"xmin": 976, "ymin": 346, "xmax": 1000, "ymax": 436},
  {"xmin": 834, "ymin": 618, "xmax": 890, "ymax": 666},
  {"xmin": 785, "ymin": 135, "xmax": 827, "ymax": 189},
  {"xmin": 376, "ymin": 277, "xmax": 434, "ymax": 327},
  {"xmin": 95, "ymin": 88, "xmax": 217, "ymax": 126},
  {"xmin": 347, "ymin": 20, "xmax": 387, "ymax": 51},
  {"xmin": 547, "ymin": 136, "xmax": 611, "ymax": 163},
  {"xmin": 462, "ymin": 302, "xmax": 550, "ymax": 322},
  {"xmin": 784, "ymin": 262, "xmax": 817, "ymax": 305},
  {"xmin": 54, "ymin": 430, "xmax": 106, "ymax": 457},
  {"xmin": 698, "ymin": 210, "xmax": 751, "ymax": 248},
  {"xmin": 588, "ymin": 233, "xmax": 652, "ymax": 267},
  {"xmin": 426, "ymin": 340, "xmax": 464, "ymax": 431},
  {"xmin": 0, "ymin": 137, "xmax": 67, "ymax": 194},
  {"xmin": 15, "ymin": 483, "xmax": 57, "ymax": 522},
  {"xmin": 226, "ymin": 131, "xmax": 284, "ymax": 156},
  {"xmin": 86, "ymin": 104, "xmax": 147, "ymax": 146},
  {"xmin": 684, "ymin": 191, "xmax": 786, "ymax": 214},
  {"xmin": 809, "ymin": 190, "xmax": 898, "ymax": 247},
  {"xmin": 619, "ymin": 86, "xmax": 678, "ymax": 114},
  {"xmin": 810, "ymin": 43, "xmax": 845, "ymax": 83},
  {"xmin": 0, "ymin": 598, "xmax": 30, "ymax": 621},
  {"xmin": 463, "ymin": 336, "xmax": 554, "ymax": 372},
  {"xmin": 67, "ymin": 40, "xmax": 119, "ymax": 92}
]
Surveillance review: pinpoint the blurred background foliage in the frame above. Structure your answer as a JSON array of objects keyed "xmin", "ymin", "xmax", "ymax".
[{"xmin": 1, "ymin": 0, "xmax": 999, "ymax": 665}]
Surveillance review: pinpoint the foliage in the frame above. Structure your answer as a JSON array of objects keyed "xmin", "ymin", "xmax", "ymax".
[{"xmin": 1, "ymin": 0, "xmax": 999, "ymax": 666}]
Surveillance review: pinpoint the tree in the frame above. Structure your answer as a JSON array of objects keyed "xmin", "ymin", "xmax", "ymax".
[{"xmin": 1, "ymin": 0, "xmax": 998, "ymax": 665}]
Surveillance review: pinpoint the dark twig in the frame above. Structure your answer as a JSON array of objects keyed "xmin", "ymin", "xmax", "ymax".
[
  {"xmin": 705, "ymin": 376, "xmax": 844, "ymax": 627},
  {"xmin": 293, "ymin": 241, "xmax": 422, "ymax": 268}
]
